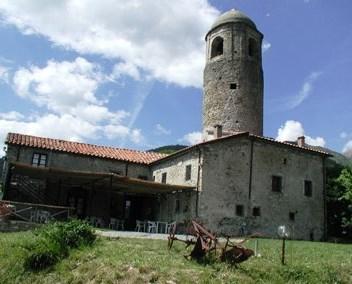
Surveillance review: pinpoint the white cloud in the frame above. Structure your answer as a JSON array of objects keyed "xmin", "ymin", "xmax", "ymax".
[
  {"xmin": 342, "ymin": 140, "xmax": 352, "ymax": 158},
  {"xmin": 0, "ymin": 113, "xmax": 98, "ymax": 156},
  {"xmin": 130, "ymin": 129, "xmax": 143, "ymax": 144},
  {"xmin": 180, "ymin": 131, "xmax": 203, "ymax": 145},
  {"xmin": 11, "ymin": 57, "xmax": 116, "ymax": 123},
  {"xmin": 340, "ymin": 132, "xmax": 348, "ymax": 139},
  {"xmin": 155, "ymin": 124, "xmax": 171, "ymax": 136},
  {"xmin": 276, "ymin": 120, "xmax": 326, "ymax": 147},
  {"xmin": 112, "ymin": 62, "xmax": 141, "ymax": 81},
  {"xmin": 0, "ymin": 57, "xmax": 146, "ymax": 156},
  {"xmin": 0, "ymin": 65, "xmax": 10, "ymax": 84},
  {"xmin": 262, "ymin": 40, "xmax": 271, "ymax": 52},
  {"xmin": 13, "ymin": 57, "xmax": 104, "ymax": 114},
  {"xmin": 0, "ymin": 111, "xmax": 24, "ymax": 121},
  {"xmin": 0, "ymin": 0, "xmax": 219, "ymax": 88},
  {"xmin": 287, "ymin": 72, "xmax": 322, "ymax": 109}
]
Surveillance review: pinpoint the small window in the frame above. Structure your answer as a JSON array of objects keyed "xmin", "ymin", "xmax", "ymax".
[
  {"xmin": 152, "ymin": 175, "xmax": 155, "ymax": 181},
  {"xmin": 289, "ymin": 212, "xmax": 296, "ymax": 221},
  {"xmin": 272, "ymin": 176, "xmax": 282, "ymax": 192},
  {"xmin": 161, "ymin": 172, "xmax": 167, "ymax": 184},
  {"xmin": 252, "ymin": 207, "xmax": 261, "ymax": 217},
  {"xmin": 175, "ymin": 199, "xmax": 180, "ymax": 213},
  {"xmin": 248, "ymin": 38, "xmax": 257, "ymax": 57},
  {"xmin": 236, "ymin": 205, "xmax": 244, "ymax": 216},
  {"xmin": 230, "ymin": 83, "xmax": 237, "ymax": 89},
  {"xmin": 185, "ymin": 164, "xmax": 192, "ymax": 181},
  {"xmin": 283, "ymin": 158, "xmax": 287, "ymax": 165},
  {"xmin": 138, "ymin": 175, "xmax": 148, "ymax": 180},
  {"xmin": 210, "ymin": 36, "xmax": 224, "ymax": 58},
  {"xmin": 304, "ymin": 180, "xmax": 312, "ymax": 197},
  {"xmin": 32, "ymin": 153, "xmax": 47, "ymax": 167}
]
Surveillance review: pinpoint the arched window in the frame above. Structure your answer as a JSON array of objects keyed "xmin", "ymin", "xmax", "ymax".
[
  {"xmin": 210, "ymin": 36, "xmax": 224, "ymax": 58},
  {"xmin": 248, "ymin": 38, "xmax": 257, "ymax": 57}
]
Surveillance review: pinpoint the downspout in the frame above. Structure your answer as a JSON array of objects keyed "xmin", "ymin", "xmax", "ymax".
[
  {"xmin": 3, "ymin": 163, "xmax": 13, "ymax": 200},
  {"xmin": 125, "ymin": 162, "xmax": 129, "ymax": 176},
  {"xmin": 16, "ymin": 146, "xmax": 20, "ymax": 161},
  {"xmin": 322, "ymin": 156, "xmax": 327, "ymax": 241},
  {"xmin": 195, "ymin": 145, "xmax": 202, "ymax": 217}
]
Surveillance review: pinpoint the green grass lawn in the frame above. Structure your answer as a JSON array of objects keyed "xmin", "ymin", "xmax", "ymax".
[{"xmin": 0, "ymin": 231, "xmax": 351, "ymax": 284}]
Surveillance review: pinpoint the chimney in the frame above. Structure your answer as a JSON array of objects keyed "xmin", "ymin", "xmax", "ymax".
[
  {"xmin": 297, "ymin": 136, "xmax": 305, "ymax": 147},
  {"xmin": 214, "ymin": 124, "xmax": 223, "ymax": 139}
]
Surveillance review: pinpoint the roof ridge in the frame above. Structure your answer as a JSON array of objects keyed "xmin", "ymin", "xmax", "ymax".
[
  {"xmin": 6, "ymin": 132, "xmax": 167, "ymax": 164},
  {"xmin": 6, "ymin": 132, "xmax": 166, "ymax": 156},
  {"xmin": 248, "ymin": 134, "xmax": 331, "ymax": 156}
]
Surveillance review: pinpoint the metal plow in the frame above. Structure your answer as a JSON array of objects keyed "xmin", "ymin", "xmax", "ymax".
[{"xmin": 168, "ymin": 220, "xmax": 254, "ymax": 265}]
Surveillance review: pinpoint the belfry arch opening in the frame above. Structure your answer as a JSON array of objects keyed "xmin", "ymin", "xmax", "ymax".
[{"xmin": 210, "ymin": 36, "xmax": 224, "ymax": 58}]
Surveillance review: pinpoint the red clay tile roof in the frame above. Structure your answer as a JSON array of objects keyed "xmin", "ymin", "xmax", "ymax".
[{"xmin": 6, "ymin": 133, "xmax": 168, "ymax": 165}]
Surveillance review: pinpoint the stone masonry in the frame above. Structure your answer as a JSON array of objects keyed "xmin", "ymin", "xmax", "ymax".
[{"xmin": 203, "ymin": 10, "xmax": 264, "ymax": 138}]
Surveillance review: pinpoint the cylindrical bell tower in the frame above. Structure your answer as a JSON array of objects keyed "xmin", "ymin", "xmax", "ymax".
[{"xmin": 203, "ymin": 9, "xmax": 264, "ymax": 139}]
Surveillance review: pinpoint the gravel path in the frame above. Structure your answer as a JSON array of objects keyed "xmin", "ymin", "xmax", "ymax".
[{"xmin": 95, "ymin": 229, "xmax": 190, "ymax": 241}]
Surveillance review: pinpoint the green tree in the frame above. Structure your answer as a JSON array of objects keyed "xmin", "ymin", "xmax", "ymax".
[
  {"xmin": 336, "ymin": 168, "xmax": 352, "ymax": 230},
  {"xmin": 327, "ymin": 164, "xmax": 352, "ymax": 238}
]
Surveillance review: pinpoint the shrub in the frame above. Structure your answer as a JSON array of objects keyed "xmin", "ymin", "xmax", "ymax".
[
  {"xmin": 38, "ymin": 219, "xmax": 96, "ymax": 249},
  {"xmin": 24, "ymin": 220, "xmax": 96, "ymax": 271},
  {"xmin": 59, "ymin": 219, "xmax": 96, "ymax": 247},
  {"xmin": 23, "ymin": 237, "xmax": 61, "ymax": 271}
]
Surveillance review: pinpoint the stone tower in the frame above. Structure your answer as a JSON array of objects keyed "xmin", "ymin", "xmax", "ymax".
[{"xmin": 203, "ymin": 9, "xmax": 264, "ymax": 139}]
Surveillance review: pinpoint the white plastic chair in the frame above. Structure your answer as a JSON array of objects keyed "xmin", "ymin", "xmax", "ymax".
[
  {"xmin": 147, "ymin": 221, "xmax": 157, "ymax": 233},
  {"xmin": 109, "ymin": 218, "xmax": 118, "ymax": 230},
  {"xmin": 135, "ymin": 220, "xmax": 145, "ymax": 232}
]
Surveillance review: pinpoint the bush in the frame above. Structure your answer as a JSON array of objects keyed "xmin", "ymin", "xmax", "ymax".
[
  {"xmin": 24, "ymin": 220, "xmax": 95, "ymax": 271},
  {"xmin": 23, "ymin": 240, "xmax": 60, "ymax": 271},
  {"xmin": 60, "ymin": 219, "xmax": 96, "ymax": 247},
  {"xmin": 38, "ymin": 219, "xmax": 96, "ymax": 249}
]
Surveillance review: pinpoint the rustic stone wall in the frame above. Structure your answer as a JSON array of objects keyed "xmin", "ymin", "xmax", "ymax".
[
  {"xmin": 250, "ymin": 140, "xmax": 325, "ymax": 240},
  {"xmin": 151, "ymin": 151, "xmax": 200, "ymax": 222},
  {"xmin": 199, "ymin": 136, "xmax": 251, "ymax": 235},
  {"xmin": 198, "ymin": 136, "xmax": 325, "ymax": 240},
  {"xmin": 203, "ymin": 22, "xmax": 263, "ymax": 138}
]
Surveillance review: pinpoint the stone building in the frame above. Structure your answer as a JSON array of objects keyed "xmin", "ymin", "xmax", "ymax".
[{"xmin": 1, "ymin": 9, "xmax": 330, "ymax": 240}]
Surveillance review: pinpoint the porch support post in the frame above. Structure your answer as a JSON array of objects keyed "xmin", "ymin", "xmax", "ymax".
[
  {"xmin": 87, "ymin": 181, "xmax": 94, "ymax": 217},
  {"xmin": 108, "ymin": 175, "xmax": 113, "ymax": 219},
  {"xmin": 57, "ymin": 179, "xmax": 62, "ymax": 206},
  {"xmin": 3, "ymin": 164, "xmax": 13, "ymax": 199},
  {"xmin": 122, "ymin": 192, "xmax": 126, "ymax": 220}
]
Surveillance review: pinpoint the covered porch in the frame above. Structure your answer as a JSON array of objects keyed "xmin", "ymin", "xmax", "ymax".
[{"xmin": 3, "ymin": 162, "xmax": 196, "ymax": 232}]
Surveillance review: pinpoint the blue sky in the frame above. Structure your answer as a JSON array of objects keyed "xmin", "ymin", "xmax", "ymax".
[{"xmin": 0, "ymin": 0, "xmax": 351, "ymax": 157}]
